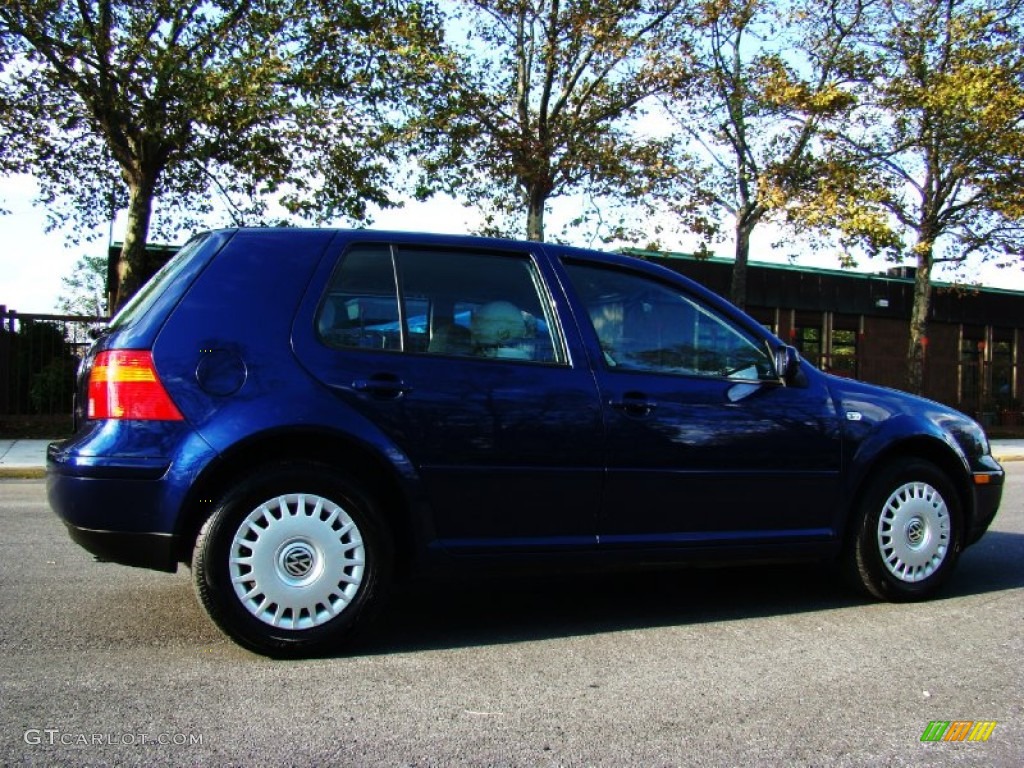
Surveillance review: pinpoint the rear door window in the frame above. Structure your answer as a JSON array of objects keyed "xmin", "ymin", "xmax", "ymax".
[
  {"xmin": 317, "ymin": 246, "xmax": 402, "ymax": 351},
  {"xmin": 316, "ymin": 244, "xmax": 565, "ymax": 364}
]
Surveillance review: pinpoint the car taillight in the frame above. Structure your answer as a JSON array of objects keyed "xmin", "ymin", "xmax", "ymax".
[{"xmin": 87, "ymin": 350, "xmax": 184, "ymax": 421}]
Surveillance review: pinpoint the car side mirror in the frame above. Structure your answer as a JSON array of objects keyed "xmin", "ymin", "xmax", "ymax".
[{"xmin": 773, "ymin": 345, "xmax": 806, "ymax": 386}]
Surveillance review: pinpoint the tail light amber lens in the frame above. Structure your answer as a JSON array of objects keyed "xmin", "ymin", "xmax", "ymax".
[{"xmin": 87, "ymin": 350, "xmax": 184, "ymax": 421}]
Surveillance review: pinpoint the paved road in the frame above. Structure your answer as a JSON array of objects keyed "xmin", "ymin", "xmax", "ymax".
[{"xmin": 1, "ymin": 471, "xmax": 1022, "ymax": 767}]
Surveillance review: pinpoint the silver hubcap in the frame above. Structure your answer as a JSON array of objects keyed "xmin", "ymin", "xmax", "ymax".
[
  {"xmin": 877, "ymin": 481, "xmax": 950, "ymax": 583},
  {"xmin": 229, "ymin": 493, "xmax": 365, "ymax": 629}
]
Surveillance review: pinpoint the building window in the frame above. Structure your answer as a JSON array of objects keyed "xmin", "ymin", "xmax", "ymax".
[
  {"xmin": 793, "ymin": 312, "xmax": 822, "ymax": 369},
  {"xmin": 829, "ymin": 315, "xmax": 859, "ymax": 378},
  {"xmin": 960, "ymin": 325, "xmax": 986, "ymax": 412},
  {"xmin": 993, "ymin": 327, "xmax": 1016, "ymax": 412}
]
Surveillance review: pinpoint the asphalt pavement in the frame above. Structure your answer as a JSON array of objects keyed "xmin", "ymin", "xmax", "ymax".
[
  {"xmin": 2, "ymin": 468, "xmax": 1023, "ymax": 766},
  {"xmin": 4, "ymin": 437, "xmax": 1024, "ymax": 478}
]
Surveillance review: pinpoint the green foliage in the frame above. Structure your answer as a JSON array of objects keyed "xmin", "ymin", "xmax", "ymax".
[
  {"xmin": 817, "ymin": 0, "xmax": 1024, "ymax": 264},
  {"xmin": 0, "ymin": 0, "xmax": 445, "ymax": 307},
  {"xmin": 2, "ymin": 320, "xmax": 77, "ymax": 416},
  {"xmin": 57, "ymin": 254, "xmax": 108, "ymax": 317},
  {"xmin": 784, "ymin": 155, "xmax": 904, "ymax": 260},
  {"xmin": 408, "ymin": 0, "xmax": 694, "ymax": 242},
  {"xmin": 659, "ymin": 0, "xmax": 869, "ymax": 305},
  {"xmin": 29, "ymin": 356, "xmax": 78, "ymax": 415},
  {"xmin": 3, "ymin": 0, "xmax": 1021, "ymax": 335},
  {"xmin": 804, "ymin": 0, "xmax": 1024, "ymax": 391}
]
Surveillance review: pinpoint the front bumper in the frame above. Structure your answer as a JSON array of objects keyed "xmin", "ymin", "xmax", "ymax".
[{"xmin": 966, "ymin": 466, "xmax": 1005, "ymax": 546}]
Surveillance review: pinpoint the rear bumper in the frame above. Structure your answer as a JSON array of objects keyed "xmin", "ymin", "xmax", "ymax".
[
  {"xmin": 46, "ymin": 424, "xmax": 219, "ymax": 572},
  {"xmin": 48, "ymin": 460, "xmax": 183, "ymax": 572}
]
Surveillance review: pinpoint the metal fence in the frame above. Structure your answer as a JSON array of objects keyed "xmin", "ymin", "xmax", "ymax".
[{"xmin": 1, "ymin": 305, "xmax": 106, "ymax": 424}]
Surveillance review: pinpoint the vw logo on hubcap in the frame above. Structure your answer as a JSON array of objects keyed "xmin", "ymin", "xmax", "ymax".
[
  {"xmin": 281, "ymin": 543, "xmax": 315, "ymax": 579},
  {"xmin": 905, "ymin": 518, "xmax": 926, "ymax": 547}
]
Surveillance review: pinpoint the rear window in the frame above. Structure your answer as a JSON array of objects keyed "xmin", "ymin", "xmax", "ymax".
[{"xmin": 108, "ymin": 234, "xmax": 213, "ymax": 331}]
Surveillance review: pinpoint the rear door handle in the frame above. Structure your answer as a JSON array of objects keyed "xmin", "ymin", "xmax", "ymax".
[
  {"xmin": 352, "ymin": 374, "xmax": 412, "ymax": 399},
  {"xmin": 609, "ymin": 392, "xmax": 658, "ymax": 417}
]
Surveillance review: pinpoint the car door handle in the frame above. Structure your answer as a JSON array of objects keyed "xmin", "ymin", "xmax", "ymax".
[
  {"xmin": 352, "ymin": 375, "xmax": 412, "ymax": 399},
  {"xmin": 609, "ymin": 393, "xmax": 658, "ymax": 417}
]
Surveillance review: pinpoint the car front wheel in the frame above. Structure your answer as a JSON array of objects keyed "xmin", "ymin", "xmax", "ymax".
[
  {"xmin": 846, "ymin": 458, "xmax": 963, "ymax": 601},
  {"xmin": 192, "ymin": 463, "xmax": 391, "ymax": 657}
]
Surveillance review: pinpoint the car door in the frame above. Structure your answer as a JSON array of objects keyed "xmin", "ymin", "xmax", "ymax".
[
  {"xmin": 293, "ymin": 239, "xmax": 605, "ymax": 553},
  {"xmin": 561, "ymin": 259, "xmax": 843, "ymax": 549}
]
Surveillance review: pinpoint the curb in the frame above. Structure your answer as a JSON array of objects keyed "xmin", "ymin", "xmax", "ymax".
[{"xmin": 0, "ymin": 468, "xmax": 46, "ymax": 479}]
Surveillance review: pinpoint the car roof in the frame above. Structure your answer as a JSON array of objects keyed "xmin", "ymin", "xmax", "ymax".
[{"xmin": 209, "ymin": 227, "xmax": 747, "ymax": 330}]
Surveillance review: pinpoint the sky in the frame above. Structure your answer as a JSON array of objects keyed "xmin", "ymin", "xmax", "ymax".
[
  {"xmin": 0, "ymin": 174, "xmax": 487, "ymax": 314},
  {"xmin": 2, "ymin": 172, "xmax": 1023, "ymax": 315}
]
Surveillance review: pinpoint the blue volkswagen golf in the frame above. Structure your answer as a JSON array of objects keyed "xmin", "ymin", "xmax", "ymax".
[{"xmin": 48, "ymin": 229, "xmax": 1004, "ymax": 656}]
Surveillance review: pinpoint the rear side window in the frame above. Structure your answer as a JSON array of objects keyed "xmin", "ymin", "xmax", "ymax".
[
  {"xmin": 317, "ymin": 244, "xmax": 564, "ymax": 363},
  {"xmin": 108, "ymin": 234, "xmax": 211, "ymax": 331}
]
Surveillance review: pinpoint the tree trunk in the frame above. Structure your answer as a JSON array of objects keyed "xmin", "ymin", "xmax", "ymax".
[
  {"xmin": 525, "ymin": 185, "xmax": 546, "ymax": 242},
  {"xmin": 730, "ymin": 217, "xmax": 754, "ymax": 310},
  {"xmin": 111, "ymin": 172, "xmax": 158, "ymax": 312},
  {"xmin": 906, "ymin": 244, "xmax": 934, "ymax": 396}
]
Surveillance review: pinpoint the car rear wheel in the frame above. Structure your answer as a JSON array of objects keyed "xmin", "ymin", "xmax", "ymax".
[
  {"xmin": 846, "ymin": 458, "xmax": 962, "ymax": 601},
  {"xmin": 192, "ymin": 463, "xmax": 391, "ymax": 657}
]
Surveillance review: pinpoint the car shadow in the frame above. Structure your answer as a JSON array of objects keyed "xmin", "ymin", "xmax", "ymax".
[
  {"xmin": 943, "ymin": 529, "xmax": 1024, "ymax": 597},
  {"xmin": 69, "ymin": 530, "xmax": 1021, "ymax": 657},
  {"xmin": 359, "ymin": 531, "xmax": 1024, "ymax": 656}
]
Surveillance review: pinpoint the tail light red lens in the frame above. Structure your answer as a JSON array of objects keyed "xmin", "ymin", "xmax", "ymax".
[{"xmin": 87, "ymin": 350, "xmax": 184, "ymax": 421}]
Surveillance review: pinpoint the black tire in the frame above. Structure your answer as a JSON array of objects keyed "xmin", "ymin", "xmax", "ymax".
[
  {"xmin": 845, "ymin": 458, "xmax": 963, "ymax": 601},
  {"xmin": 192, "ymin": 462, "xmax": 392, "ymax": 657}
]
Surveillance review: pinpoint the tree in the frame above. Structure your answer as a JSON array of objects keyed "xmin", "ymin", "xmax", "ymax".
[
  {"xmin": 817, "ymin": 0, "xmax": 1024, "ymax": 393},
  {"xmin": 410, "ymin": 0, "xmax": 693, "ymax": 243},
  {"xmin": 659, "ymin": 0, "xmax": 870, "ymax": 308},
  {"xmin": 57, "ymin": 253, "xmax": 108, "ymax": 317},
  {"xmin": 0, "ymin": 1, "xmax": 441, "ymax": 309}
]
